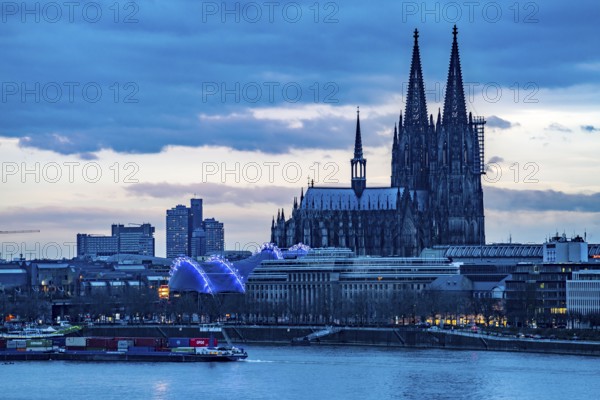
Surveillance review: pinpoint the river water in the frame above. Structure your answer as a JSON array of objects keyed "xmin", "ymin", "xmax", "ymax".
[{"xmin": 2, "ymin": 346, "xmax": 599, "ymax": 399}]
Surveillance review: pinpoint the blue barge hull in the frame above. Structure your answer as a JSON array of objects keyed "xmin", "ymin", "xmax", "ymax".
[{"xmin": 0, "ymin": 350, "xmax": 247, "ymax": 362}]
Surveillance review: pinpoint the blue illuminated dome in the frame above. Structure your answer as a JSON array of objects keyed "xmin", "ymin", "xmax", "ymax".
[
  {"xmin": 169, "ymin": 257, "xmax": 214, "ymax": 294},
  {"xmin": 169, "ymin": 243, "xmax": 285, "ymax": 294}
]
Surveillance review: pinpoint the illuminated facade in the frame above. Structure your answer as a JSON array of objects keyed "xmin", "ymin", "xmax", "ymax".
[
  {"xmin": 245, "ymin": 247, "xmax": 459, "ymax": 322},
  {"xmin": 567, "ymin": 271, "xmax": 600, "ymax": 317}
]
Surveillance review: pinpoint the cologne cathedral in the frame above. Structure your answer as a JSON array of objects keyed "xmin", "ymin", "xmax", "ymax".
[{"xmin": 271, "ymin": 26, "xmax": 486, "ymax": 256}]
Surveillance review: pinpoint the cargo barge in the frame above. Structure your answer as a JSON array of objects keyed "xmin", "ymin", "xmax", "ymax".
[{"xmin": 0, "ymin": 336, "xmax": 248, "ymax": 362}]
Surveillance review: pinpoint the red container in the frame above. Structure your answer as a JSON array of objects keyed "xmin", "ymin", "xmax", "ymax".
[
  {"xmin": 0, "ymin": 339, "xmax": 7, "ymax": 349},
  {"xmin": 107, "ymin": 339, "xmax": 119, "ymax": 351},
  {"xmin": 189, "ymin": 338, "xmax": 215, "ymax": 347},
  {"xmin": 134, "ymin": 338, "xmax": 158, "ymax": 347}
]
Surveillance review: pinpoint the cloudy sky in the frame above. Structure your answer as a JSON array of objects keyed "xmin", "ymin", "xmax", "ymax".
[{"xmin": 1, "ymin": 0, "xmax": 599, "ymax": 258}]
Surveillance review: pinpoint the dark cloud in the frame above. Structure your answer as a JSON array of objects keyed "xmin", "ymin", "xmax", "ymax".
[
  {"xmin": 545, "ymin": 123, "xmax": 572, "ymax": 132},
  {"xmin": 485, "ymin": 187, "xmax": 600, "ymax": 213},
  {"xmin": 126, "ymin": 182, "xmax": 300, "ymax": 207},
  {"xmin": 79, "ymin": 152, "xmax": 98, "ymax": 161},
  {"xmin": 486, "ymin": 116, "xmax": 514, "ymax": 130},
  {"xmin": 581, "ymin": 125, "xmax": 600, "ymax": 133},
  {"xmin": 0, "ymin": 0, "xmax": 598, "ymax": 155}
]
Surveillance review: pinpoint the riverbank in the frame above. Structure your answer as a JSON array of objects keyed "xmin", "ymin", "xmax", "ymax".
[{"xmin": 82, "ymin": 325, "xmax": 600, "ymax": 357}]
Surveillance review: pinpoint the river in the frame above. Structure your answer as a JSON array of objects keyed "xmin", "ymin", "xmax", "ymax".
[{"xmin": 2, "ymin": 345, "xmax": 598, "ymax": 399}]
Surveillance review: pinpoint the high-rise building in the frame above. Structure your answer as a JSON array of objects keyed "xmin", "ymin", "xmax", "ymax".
[
  {"xmin": 191, "ymin": 227, "xmax": 207, "ymax": 258},
  {"xmin": 272, "ymin": 27, "xmax": 486, "ymax": 256},
  {"xmin": 77, "ymin": 223, "xmax": 155, "ymax": 258},
  {"xmin": 77, "ymin": 234, "xmax": 118, "ymax": 258},
  {"xmin": 166, "ymin": 204, "xmax": 192, "ymax": 258},
  {"xmin": 166, "ymin": 198, "xmax": 222, "ymax": 258},
  {"xmin": 111, "ymin": 224, "xmax": 155, "ymax": 256},
  {"xmin": 203, "ymin": 218, "xmax": 224, "ymax": 255},
  {"xmin": 190, "ymin": 198, "xmax": 203, "ymax": 230}
]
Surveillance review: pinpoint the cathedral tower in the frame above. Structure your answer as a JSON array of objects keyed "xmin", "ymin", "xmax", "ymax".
[
  {"xmin": 271, "ymin": 27, "xmax": 486, "ymax": 256},
  {"xmin": 392, "ymin": 29, "xmax": 430, "ymax": 191},
  {"xmin": 435, "ymin": 25, "xmax": 485, "ymax": 245}
]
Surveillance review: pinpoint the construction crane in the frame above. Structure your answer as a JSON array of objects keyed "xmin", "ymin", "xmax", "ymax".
[{"xmin": 0, "ymin": 230, "xmax": 40, "ymax": 234}]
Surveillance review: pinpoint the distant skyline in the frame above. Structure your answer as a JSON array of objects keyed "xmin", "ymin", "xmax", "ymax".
[{"xmin": 1, "ymin": 1, "xmax": 599, "ymax": 258}]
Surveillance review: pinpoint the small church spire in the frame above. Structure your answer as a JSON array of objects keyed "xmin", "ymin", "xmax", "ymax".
[
  {"xmin": 354, "ymin": 106, "xmax": 363, "ymax": 159},
  {"xmin": 404, "ymin": 29, "xmax": 429, "ymax": 128},
  {"xmin": 351, "ymin": 107, "xmax": 367, "ymax": 197},
  {"xmin": 442, "ymin": 25, "xmax": 467, "ymax": 126},
  {"xmin": 393, "ymin": 123, "xmax": 398, "ymax": 148}
]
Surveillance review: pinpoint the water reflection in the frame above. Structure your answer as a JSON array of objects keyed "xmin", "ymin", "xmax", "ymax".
[{"xmin": 152, "ymin": 381, "xmax": 169, "ymax": 400}]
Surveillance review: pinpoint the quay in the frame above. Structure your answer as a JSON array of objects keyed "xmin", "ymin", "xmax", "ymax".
[{"xmin": 83, "ymin": 324, "xmax": 600, "ymax": 357}]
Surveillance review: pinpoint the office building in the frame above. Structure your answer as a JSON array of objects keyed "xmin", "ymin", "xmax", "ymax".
[
  {"xmin": 166, "ymin": 204, "xmax": 192, "ymax": 258},
  {"xmin": 246, "ymin": 247, "xmax": 459, "ymax": 323},
  {"xmin": 203, "ymin": 218, "xmax": 224, "ymax": 255},
  {"xmin": 567, "ymin": 271, "xmax": 600, "ymax": 320},
  {"xmin": 166, "ymin": 198, "xmax": 224, "ymax": 258},
  {"xmin": 111, "ymin": 224, "xmax": 155, "ymax": 256},
  {"xmin": 77, "ymin": 223, "xmax": 155, "ymax": 259},
  {"xmin": 76, "ymin": 234, "xmax": 118, "ymax": 258}
]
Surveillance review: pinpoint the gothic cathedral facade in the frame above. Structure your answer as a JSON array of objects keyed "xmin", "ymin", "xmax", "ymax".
[{"xmin": 271, "ymin": 27, "xmax": 486, "ymax": 256}]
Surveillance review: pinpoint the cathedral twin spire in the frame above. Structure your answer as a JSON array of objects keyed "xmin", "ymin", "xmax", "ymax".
[
  {"xmin": 354, "ymin": 26, "xmax": 470, "ymax": 194},
  {"xmin": 390, "ymin": 25, "xmax": 470, "ymax": 187},
  {"xmin": 403, "ymin": 25, "xmax": 467, "ymax": 130},
  {"xmin": 442, "ymin": 25, "xmax": 467, "ymax": 126},
  {"xmin": 404, "ymin": 29, "xmax": 429, "ymax": 128}
]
